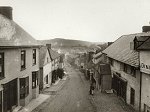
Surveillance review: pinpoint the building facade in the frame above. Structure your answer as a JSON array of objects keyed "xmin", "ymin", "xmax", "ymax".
[
  {"xmin": 0, "ymin": 6, "xmax": 40, "ymax": 112},
  {"xmin": 39, "ymin": 46, "xmax": 52, "ymax": 91}
]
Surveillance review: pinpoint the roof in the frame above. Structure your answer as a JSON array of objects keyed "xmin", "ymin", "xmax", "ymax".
[
  {"xmin": 93, "ymin": 52, "xmax": 102, "ymax": 59},
  {"xmin": 0, "ymin": 14, "xmax": 41, "ymax": 47},
  {"xmin": 103, "ymin": 32, "xmax": 150, "ymax": 67},
  {"xmin": 48, "ymin": 49, "xmax": 60, "ymax": 60},
  {"xmin": 39, "ymin": 46, "xmax": 48, "ymax": 67}
]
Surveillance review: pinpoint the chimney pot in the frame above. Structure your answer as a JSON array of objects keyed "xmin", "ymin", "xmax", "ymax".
[
  {"xmin": 142, "ymin": 26, "xmax": 150, "ymax": 32},
  {"xmin": 0, "ymin": 6, "xmax": 13, "ymax": 20}
]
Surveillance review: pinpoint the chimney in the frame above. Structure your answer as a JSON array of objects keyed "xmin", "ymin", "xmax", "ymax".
[
  {"xmin": 0, "ymin": 6, "xmax": 13, "ymax": 20},
  {"xmin": 142, "ymin": 26, "xmax": 150, "ymax": 32},
  {"xmin": 46, "ymin": 44, "xmax": 51, "ymax": 49}
]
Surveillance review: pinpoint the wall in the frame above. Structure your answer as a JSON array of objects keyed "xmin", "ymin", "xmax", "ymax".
[
  {"xmin": 141, "ymin": 72, "xmax": 150, "ymax": 111},
  {"xmin": 111, "ymin": 59, "xmax": 140, "ymax": 111},
  {"xmin": 140, "ymin": 51, "xmax": 150, "ymax": 111},
  {"xmin": 0, "ymin": 47, "xmax": 39, "ymax": 107},
  {"xmin": 43, "ymin": 50, "xmax": 52, "ymax": 88}
]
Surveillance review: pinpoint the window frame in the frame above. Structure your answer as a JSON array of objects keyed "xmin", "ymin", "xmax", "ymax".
[
  {"xmin": 123, "ymin": 64, "xmax": 127, "ymax": 73},
  {"xmin": 32, "ymin": 49, "xmax": 36, "ymax": 65},
  {"xmin": 20, "ymin": 76, "xmax": 29, "ymax": 99},
  {"xmin": 32, "ymin": 71, "xmax": 38, "ymax": 89},
  {"xmin": 21, "ymin": 50, "xmax": 26, "ymax": 70}
]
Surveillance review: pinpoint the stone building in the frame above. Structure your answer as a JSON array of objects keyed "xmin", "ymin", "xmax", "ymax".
[
  {"xmin": 103, "ymin": 27, "xmax": 150, "ymax": 111},
  {"xmin": 0, "ymin": 6, "xmax": 41, "ymax": 112}
]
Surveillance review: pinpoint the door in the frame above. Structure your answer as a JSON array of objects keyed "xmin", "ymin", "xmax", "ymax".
[{"xmin": 3, "ymin": 79, "xmax": 18, "ymax": 112}]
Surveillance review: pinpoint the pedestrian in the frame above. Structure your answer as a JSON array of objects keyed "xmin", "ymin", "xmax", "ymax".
[{"xmin": 89, "ymin": 84, "xmax": 94, "ymax": 95}]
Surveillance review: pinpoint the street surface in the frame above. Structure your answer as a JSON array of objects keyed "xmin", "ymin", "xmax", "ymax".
[
  {"xmin": 33, "ymin": 64, "xmax": 95, "ymax": 112},
  {"xmin": 32, "ymin": 63, "xmax": 136, "ymax": 112}
]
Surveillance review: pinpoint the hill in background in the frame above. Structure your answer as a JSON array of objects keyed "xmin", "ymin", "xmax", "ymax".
[{"xmin": 39, "ymin": 38, "xmax": 103, "ymax": 48}]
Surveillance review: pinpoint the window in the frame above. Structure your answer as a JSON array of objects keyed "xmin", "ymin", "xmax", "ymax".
[
  {"xmin": 47, "ymin": 57, "xmax": 49, "ymax": 63},
  {"xmin": 0, "ymin": 53, "xmax": 4, "ymax": 78},
  {"xmin": 33, "ymin": 49, "xmax": 36, "ymax": 65},
  {"xmin": 130, "ymin": 87, "xmax": 135, "ymax": 105},
  {"xmin": 131, "ymin": 67, "xmax": 136, "ymax": 77},
  {"xmin": 32, "ymin": 71, "xmax": 38, "ymax": 89},
  {"xmin": 123, "ymin": 64, "xmax": 127, "ymax": 73},
  {"xmin": 45, "ymin": 75, "xmax": 48, "ymax": 84},
  {"xmin": 21, "ymin": 50, "xmax": 26, "ymax": 70},
  {"xmin": 109, "ymin": 58, "xmax": 114, "ymax": 66},
  {"xmin": 20, "ymin": 77, "xmax": 29, "ymax": 99}
]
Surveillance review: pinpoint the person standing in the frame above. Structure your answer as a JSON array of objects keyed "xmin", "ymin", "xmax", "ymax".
[{"xmin": 89, "ymin": 84, "xmax": 94, "ymax": 95}]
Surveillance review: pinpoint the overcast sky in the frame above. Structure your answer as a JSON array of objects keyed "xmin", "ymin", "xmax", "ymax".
[{"xmin": 1, "ymin": 0, "xmax": 150, "ymax": 42}]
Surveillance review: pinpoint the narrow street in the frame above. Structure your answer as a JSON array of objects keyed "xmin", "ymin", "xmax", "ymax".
[{"xmin": 33, "ymin": 64, "xmax": 96, "ymax": 112}]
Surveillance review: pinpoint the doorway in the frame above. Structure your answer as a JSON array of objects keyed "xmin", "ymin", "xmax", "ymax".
[{"xmin": 3, "ymin": 78, "xmax": 18, "ymax": 112}]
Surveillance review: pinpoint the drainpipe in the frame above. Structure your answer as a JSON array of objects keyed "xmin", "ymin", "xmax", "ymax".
[{"xmin": 139, "ymin": 71, "xmax": 142, "ymax": 112}]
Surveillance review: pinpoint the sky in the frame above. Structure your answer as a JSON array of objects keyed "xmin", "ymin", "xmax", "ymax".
[{"xmin": 1, "ymin": 0, "xmax": 150, "ymax": 42}]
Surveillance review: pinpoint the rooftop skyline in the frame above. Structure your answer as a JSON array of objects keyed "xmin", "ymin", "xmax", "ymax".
[{"xmin": 1, "ymin": 0, "xmax": 150, "ymax": 42}]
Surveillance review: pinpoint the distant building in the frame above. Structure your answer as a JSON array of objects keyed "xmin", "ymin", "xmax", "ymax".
[
  {"xmin": 39, "ymin": 46, "xmax": 52, "ymax": 90},
  {"xmin": 47, "ymin": 44, "xmax": 61, "ymax": 84},
  {"xmin": 0, "ymin": 6, "xmax": 41, "ymax": 112}
]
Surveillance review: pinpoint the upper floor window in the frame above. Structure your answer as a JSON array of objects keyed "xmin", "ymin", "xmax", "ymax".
[
  {"xmin": 123, "ymin": 64, "xmax": 136, "ymax": 77},
  {"xmin": 21, "ymin": 50, "xmax": 26, "ymax": 70},
  {"xmin": 131, "ymin": 67, "xmax": 136, "ymax": 77},
  {"xmin": 20, "ymin": 76, "xmax": 29, "ymax": 99},
  {"xmin": 123, "ymin": 64, "xmax": 127, "ymax": 73},
  {"xmin": 109, "ymin": 58, "xmax": 114, "ymax": 66},
  {"xmin": 0, "ymin": 53, "xmax": 4, "ymax": 78},
  {"xmin": 33, "ymin": 49, "xmax": 36, "ymax": 65}
]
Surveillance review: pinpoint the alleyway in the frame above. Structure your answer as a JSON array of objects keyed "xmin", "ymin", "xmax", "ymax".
[{"xmin": 32, "ymin": 64, "xmax": 136, "ymax": 112}]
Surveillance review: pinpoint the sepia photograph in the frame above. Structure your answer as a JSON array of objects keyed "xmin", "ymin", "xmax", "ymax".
[{"xmin": 0, "ymin": 0, "xmax": 150, "ymax": 112}]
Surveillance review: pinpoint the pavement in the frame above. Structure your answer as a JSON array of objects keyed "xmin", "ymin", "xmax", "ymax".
[{"xmin": 16, "ymin": 75, "xmax": 68, "ymax": 112}]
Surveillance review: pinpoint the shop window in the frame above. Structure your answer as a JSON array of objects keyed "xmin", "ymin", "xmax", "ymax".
[
  {"xmin": 130, "ymin": 87, "xmax": 135, "ymax": 105},
  {"xmin": 32, "ymin": 71, "xmax": 38, "ymax": 89},
  {"xmin": 33, "ymin": 49, "xmax": 36, "ymax": 65},
  {"xmin": 21, "ymin": 50, "xmax": 26, "ymax": 70},
  {"xmin": 0, "ymin": 53, "xmax": 4, "ymax": 78},
  {"xmin": 20, "ymin": 77, "xmax": 29, "ymax": 99}
]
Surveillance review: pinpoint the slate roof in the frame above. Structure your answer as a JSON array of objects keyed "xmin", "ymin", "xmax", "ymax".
[
  {"xmin": 103, "ymin": 32, "xmax": 150, "ymax": 67},
  {"xmin": 0, "ymin": 14, "xmax": 41, "ymax": 47},
  {"xmin": 39, "ymin": 46, "xmax": 48, "ymax": 67},
  {"xmin": 48, "ymin": 49, "xmax": 60, "ymax": 60}
]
